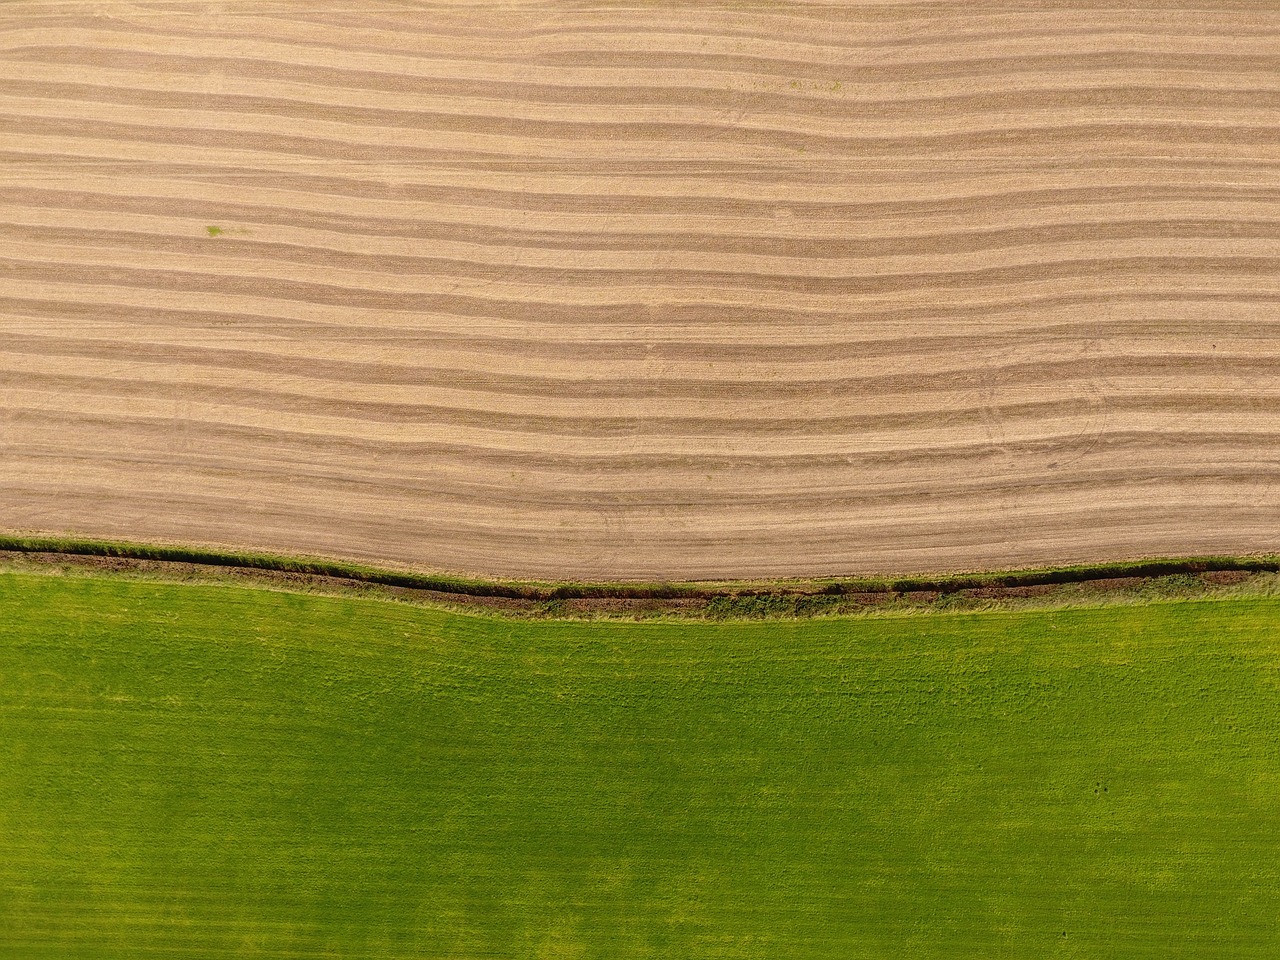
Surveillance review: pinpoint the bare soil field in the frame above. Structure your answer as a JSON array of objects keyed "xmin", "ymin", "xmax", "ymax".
[{"xmin": 1, "ymin": 0, "xmax": 1277, "ymax": 580}]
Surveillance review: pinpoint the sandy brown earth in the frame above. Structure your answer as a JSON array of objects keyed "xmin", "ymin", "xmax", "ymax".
[{"xmin": 1, "ymin": 1, "xmax": 1277, "ymax": 581}]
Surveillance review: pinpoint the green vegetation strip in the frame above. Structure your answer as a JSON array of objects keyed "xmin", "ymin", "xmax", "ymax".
[
  {"xmin": 0, "ymin": 534, "xmax": 533, "ymax": 597},
  {"xmin": 1, "ymin": 533, "xmax": 1278, "ymax": 606},
  {"xmin": 2, "ymin": 572, "xmax": 1279, "ymax": 957}
]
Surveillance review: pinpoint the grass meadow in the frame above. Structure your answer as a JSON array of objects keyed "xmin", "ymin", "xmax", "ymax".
[{"xmin": 2, "ymin": 572, "xmax": 1279, "ymax": 957}]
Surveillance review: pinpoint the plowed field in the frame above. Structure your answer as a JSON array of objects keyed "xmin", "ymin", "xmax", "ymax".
[{"xmin": 2, "ymin": 1, "xmax": 1277, "ymax": 578}]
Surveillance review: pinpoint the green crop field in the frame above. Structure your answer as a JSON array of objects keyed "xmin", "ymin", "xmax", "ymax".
[{"xmin": 2, "ymin": 572, "xmax": 1279, "ymax": 958}]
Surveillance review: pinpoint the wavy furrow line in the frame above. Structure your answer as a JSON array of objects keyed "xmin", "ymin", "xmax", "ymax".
[
  {"xmin": 5, "ymin": 283, "xmax": 1276, "ymax": 348},
  {"xmin": 7, "ymin": 343, "xmax": 1279, "ymax": 405},
  {"xmin": 8, "ymin": 104, "xmax": 1277, "ymax": 164},
  {"xmin": 14, "ymin": 178, "xmax": 1280, "ymax": 230},
  {"xmin": 7, "ymin": 308, "xmax": 1271, "ymax": 375},
  {"xmin": 10, "ymin": 20, "xmax": 1278, "ymax": 78},
  {"xmin": 5, "ymin": 328, "xmax": 1275, "ymax": 397},
  {"xmin": 6, "ymin": 378, "xmax": 1277, "ymax": 449},
  {"xmin": 15, "ymin": 204, "xmax": 1280, "ymax": 267},
  {"xmin": 9, "ymin": 447, "xmax": 1275, "ymax": 520},
  {"xmin": 8, "ymin": 405, "xmax": 1276, "ymax": 471},
  {"xmin": 5, "ymin": 248, "xmax": 1276, "ymax": 308},
  {"xmin": 12, "ymin": 75, "xmax": 1280, "ymax": 130},
  {"xmin": 12, "ymin": 48, "xmax": 1280, "ymax": 100},
  {"xmin": 5, "ymin": 457, "xmax": 1273, "ymax": 535}
]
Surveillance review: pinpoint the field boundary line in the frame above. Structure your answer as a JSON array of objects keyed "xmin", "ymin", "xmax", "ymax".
[{"xmin": 1, "ymin": 532, "xmax": 1277, "ymax": 620}]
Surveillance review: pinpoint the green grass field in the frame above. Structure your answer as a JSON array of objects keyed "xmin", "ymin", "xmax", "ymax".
[{"xmin": 3, "ymin": 572, "xmax": 1279, "ymax": 957}]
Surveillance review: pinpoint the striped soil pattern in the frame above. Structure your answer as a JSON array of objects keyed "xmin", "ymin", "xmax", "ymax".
[{"xmin": 1, "ymin": 0, "xmax": 1277, "ymax": 580}]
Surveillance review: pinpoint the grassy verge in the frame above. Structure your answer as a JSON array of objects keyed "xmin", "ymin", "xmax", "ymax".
[
  {"xmin": 1, "ymin": 533, "xmax": 1278, "ymax": 620},
  {"xmin": 2, "ymin": 572, "xmax": 1279, "ymax": 957}
]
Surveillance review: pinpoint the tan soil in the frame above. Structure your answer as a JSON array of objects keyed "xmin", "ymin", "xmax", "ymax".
[{"xmin": 1, "ymin": 2, "xmax": 1277, "ymax": 580}]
